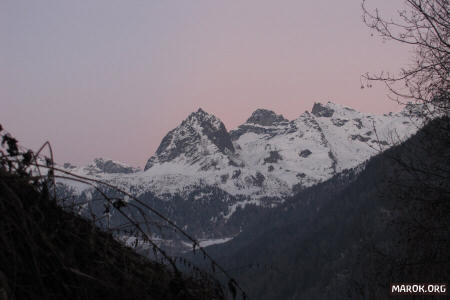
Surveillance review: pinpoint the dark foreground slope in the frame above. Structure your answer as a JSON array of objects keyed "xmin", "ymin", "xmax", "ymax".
[
  {"xmin": 0, "ymin": 168, "xmax": 223, "ymax": 300},
  {"xmin": 202, "ymin": 117, "xmax": 450, "ymax": 300}
]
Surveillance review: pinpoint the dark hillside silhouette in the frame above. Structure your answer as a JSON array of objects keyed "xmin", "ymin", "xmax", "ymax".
[{"xmin": 200, "ymin": 117, "xmax": 450, "ymax": 299}]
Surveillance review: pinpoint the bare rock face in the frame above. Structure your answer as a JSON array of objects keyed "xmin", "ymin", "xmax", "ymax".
[
  {"xmin": 92, "ymin": 158, "xmax": 138, "ymax": 174},
  {"xmin": 312, "ymin": 103, "xmax": 335, "ymax": 117},
  {"xmin": 230, "ymin": 109, "xmax": 292, "ymax": 140},
  {"xmin": 145, "ymin": 108, "xmax": 234, "ymax": 170},
  {"xmin": 264, "ymin": 151, "xmax": 283, "ymax": 164},
  {"xmin": 246, "ymin": 109, "xmax": 288, "ymax": 126},
  {"xmin": 299, "ymin": 149, "xmax": 312, "ymax": 158}
]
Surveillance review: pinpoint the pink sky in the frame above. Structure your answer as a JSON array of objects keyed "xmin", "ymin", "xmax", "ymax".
[{"xmin": 1, "ymin": 0, "xmax": 413, "ymax": 167}]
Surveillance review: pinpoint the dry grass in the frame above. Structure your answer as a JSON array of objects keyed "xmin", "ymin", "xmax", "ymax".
[{"xmin": 0, "ymin": 167, "xmax": 224, "ymax": 300}]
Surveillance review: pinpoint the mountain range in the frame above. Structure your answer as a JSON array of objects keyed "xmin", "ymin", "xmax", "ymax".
[{"xmin": 56, "ymin": 101, "xmax": 420, "ymax": 251}]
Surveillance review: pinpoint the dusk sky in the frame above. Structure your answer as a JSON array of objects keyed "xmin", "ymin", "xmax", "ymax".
[{"xmin": 1, "ymin": 0, "xmax": 413, "ymax": 167}]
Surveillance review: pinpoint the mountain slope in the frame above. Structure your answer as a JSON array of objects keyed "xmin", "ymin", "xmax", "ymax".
[
  {"xmin": 230, "ymin": 102, "xmax": 416, "ymax": 191},
  {"xmin": 201, "ymin": 117, "xmax": 450, "ymax": 300},
  {"xmin": 55, "ymin": 102, "xmax": 421, "ymax": 250}
]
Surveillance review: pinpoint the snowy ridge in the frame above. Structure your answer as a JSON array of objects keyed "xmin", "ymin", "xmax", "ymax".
[{"xmin": 57, "ymin": 102, "xmax": 421, "ymax": 211}]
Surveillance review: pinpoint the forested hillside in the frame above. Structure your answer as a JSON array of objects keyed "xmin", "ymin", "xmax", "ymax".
[{"xmin": 202, "ymin": 117, "xmax": 450, "ymax": 299}]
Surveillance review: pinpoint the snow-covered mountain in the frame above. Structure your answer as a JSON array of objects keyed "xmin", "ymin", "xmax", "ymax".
[
  {"xmin": 60, "ymin": 102, "xmax": 419, "ymax": 198},
  {"xmin": 118, "ymin": 102, "xmax": 416, "ymax": 197},
  {"xmin": 56, "ymin": 101, "xmax": 421, "ymax": 249},
  {"xmin": 144, "ymin": 108, "xmax": 236, "ymax": 170},
  {"xmin": 65, "ymin": 158, "xmax": 141, "ymax": 175}
]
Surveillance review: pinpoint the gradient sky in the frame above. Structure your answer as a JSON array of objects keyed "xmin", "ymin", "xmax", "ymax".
[{"xmin": 1, "ymin": 0, "xmax": 413, "ymax": 167}]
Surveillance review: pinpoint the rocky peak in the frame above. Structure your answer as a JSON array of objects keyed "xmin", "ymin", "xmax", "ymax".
[
  {"xmin": 145, "ymin": 109, "xmax": 234, "ymax": 170},
  {"xmin": 246, "ymin": 109, "xmax": 288, "ymax": 126},
  {"xmin": 187, "ymin": 108, "xmax": 208, "ymax": 121},
  {"xmin": 91, "ymin": 158, "xmax": 138, "ymax": 174},
  {"xmin": 311, "ymin": 102, "xmax": 335, "ymax": 117},
  {"xmin": 183, "ymin": 108, "xmax": 234, "ymax": 153},
  {"xmin": 230, "ymin": 109, "xmax": 291, "ymax": 140}
]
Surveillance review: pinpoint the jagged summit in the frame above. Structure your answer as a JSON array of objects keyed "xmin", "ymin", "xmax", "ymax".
[
  {"xmin": 230, "ymin": 109, "xmax": 292, "ymax": 140},
  {"xmin": 246, "ymin": 109, "xmax": 288, "ymax": 126},
  {"xmin": 144, "ymin": 109, "xmax": 234, "ymax": 170},
  {"xmin": 90, "ymin": 158, "xmax": 139, "ymax": 174},
  {"xmin": 311, "ymin": 102, "xmax": 335, "ymax": 117},
  {"xmin": 186, "ymin": 108, "xmax": 208, "ymax": 120}
]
